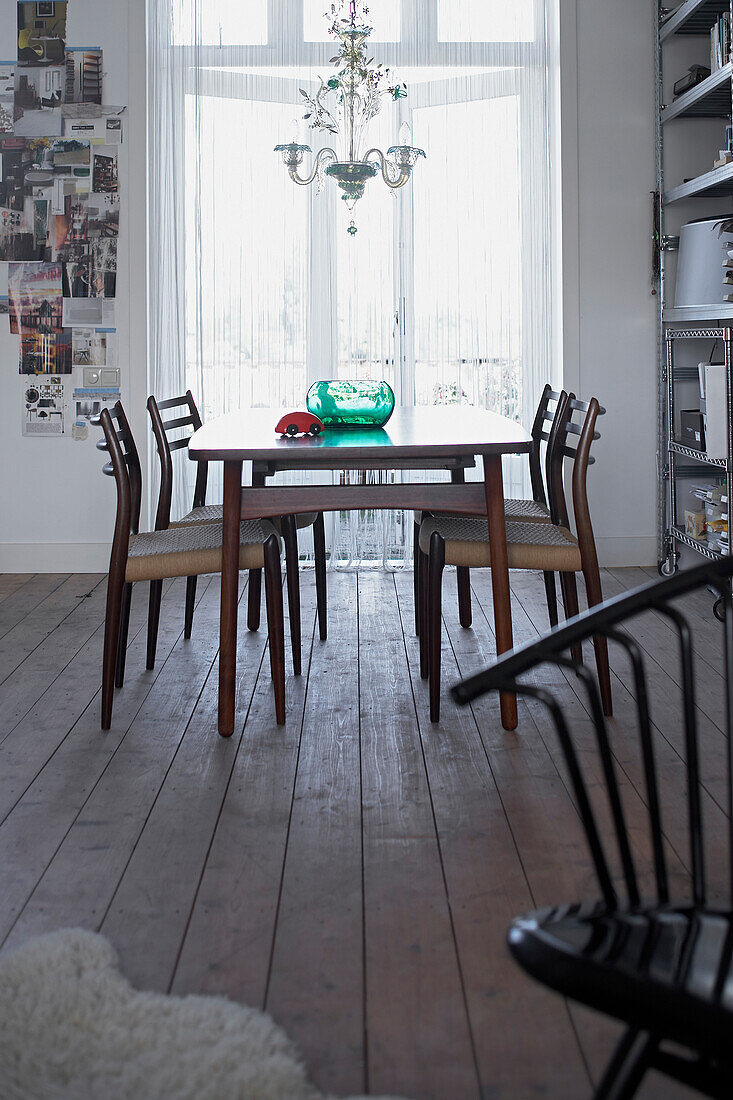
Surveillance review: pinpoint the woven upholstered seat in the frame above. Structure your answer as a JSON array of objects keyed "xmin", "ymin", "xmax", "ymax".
[
  {"xmin": 173, "ymin": 504, "xmax": 318, "ymax": 532},
  {"xmin": 419, "ymin": 515, "xmax": 581, "ymax": 573},
  {"xmin": 504, "ymin": 497, "xmax": 551, "ymax": 522},
  {"xmin": 126, "ymin": 520, "xmax": 279, "ymax": 582},
  {"xmin": 413, "ymin": 498, "xmax": 550, "ymax": 526}
]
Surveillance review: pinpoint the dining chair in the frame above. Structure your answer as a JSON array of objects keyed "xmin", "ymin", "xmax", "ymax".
[
  {"xmin": 418, "ymin": 393, "xmax": 611, "ymax": 722},
  {"xmin": 412, "ymin": 383, "xmax": 567, "ymax": 637},
  {"xmin": 147, "ymin": 391, "xmax": 326, "ymax": 676},
  {"xmin": 98, "ymin": 401, "xmax": 286, "ymax": 729},
  {"xmin": 452, "ymin": 554, "xmax": 733, "ymax": 1100}
]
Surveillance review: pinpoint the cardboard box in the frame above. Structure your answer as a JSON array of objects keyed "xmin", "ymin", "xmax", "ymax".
[{"xmin": 685, "ymin": 510, "xmax": 706, "ymax": 539}]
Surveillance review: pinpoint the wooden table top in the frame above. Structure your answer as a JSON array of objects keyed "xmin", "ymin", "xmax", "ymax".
[{"xmin": 188, "ymin": 406, "xmax": 531, "ymax": 463}]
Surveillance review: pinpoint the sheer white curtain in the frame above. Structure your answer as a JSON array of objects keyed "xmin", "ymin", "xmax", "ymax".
[{"xmin": 148, "ymin": 0, "xmax": 556, "ymax": 567}]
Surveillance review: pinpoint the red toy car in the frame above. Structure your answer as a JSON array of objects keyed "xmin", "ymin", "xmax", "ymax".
[{"xmin": 275, "ymin": 411, "xmax": 324, "ymax": 437}]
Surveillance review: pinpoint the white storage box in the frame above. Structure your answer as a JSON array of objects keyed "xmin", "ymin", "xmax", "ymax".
[
  {"xmin": 701, "ymin": 363, "xmax": 729, "ymax": 458},
  {"xmin": 675, "ymin": 217, "xmax": 733, "ymax": 307}
]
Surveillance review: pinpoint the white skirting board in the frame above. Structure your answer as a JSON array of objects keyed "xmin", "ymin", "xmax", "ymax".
[
  {"xmin": 0, "ymin": 536, "xmax": 659, "ymax": 574},
  {"xmin": 0, "ymin": 543, "xmax": 112, "ymax": 573},
  {"xmin": 593, "ymin": 536, "xmax": 657, "ymax": 569}
]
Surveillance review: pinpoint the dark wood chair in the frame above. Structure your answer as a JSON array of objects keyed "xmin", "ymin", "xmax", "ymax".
[
  {"xmin": 419, "ymin": 393, "xmax": 611, "ymax": 722},
  {"xmin": 99, "ymin": 401, "xmax": 285, "ymax": 729},
  {"xmin": 147, "ymin": 391, "xmax": 327, "ymax": 676},
  {"xmin": 412, "ymin": 383, "xmax": 567, "ymax": 636},
  {"xmin": 453, "ymin": 554, "xmax": 733, "ymax": 1100}
]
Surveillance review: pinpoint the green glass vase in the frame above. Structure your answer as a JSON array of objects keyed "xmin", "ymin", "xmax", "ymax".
[{"xmin": 305, "ymin": 379, "xmax": 395, "ymax": 429}]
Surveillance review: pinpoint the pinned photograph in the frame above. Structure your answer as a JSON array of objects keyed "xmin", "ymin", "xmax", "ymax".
[
  {"xmin": 17, "ymin": 2, "xmax": 67, "ymax": 66},
  {"xmin": 22, "ymin": 375, "xmax": 66, "ymax": 436},
  {"xmin": 62, "ymin": 105, "xmax": 124, "ymax": 144},
  {"xmin": 64, "ymin": 252, "xmax": 91, "ymax": 296},
  {"xmin": 62, "ymin": 294, "xmax": 113, "ymax": 328},
  {"xmin": 0, "ymin": 65, "xmax": 14, "ymax": 133},
  {"xmin": 92, "ymin": 146, "xmax": 117, "ymax": 193},
  {"xmin": 64, "ymin": 48, "xmax": 102, "ymax": 105},
  {"xmin": 9, "ymin": 260, "xmax": 63, "ymax": 335},
  {"xmin": 52, "ymin": 137, "xmax": 89, "ymax": 167},
  {"xmin": 14, "ymin": 65, "xmax": 63, "ymax": 136},
  {"xmin": 72, "ymin": 326, "xmax": 106, "ymax": 365},
  {"xmin": 54, "ymin": 191, "xmax": 88, "ymax": 251},
  {"xmin": 90, "ymin": 237, "xmax": 116, "ymax": 297},
  {"xmin": 19, "ymin": 328, "xmax": 71, "ymax": 374},
  {"xmin": 0, "ymin": 205, "xmax": 35, "ymax": 260},
  {"xmin": 87, "ymin": 192, "xmax": 118, "ymax": 237}
]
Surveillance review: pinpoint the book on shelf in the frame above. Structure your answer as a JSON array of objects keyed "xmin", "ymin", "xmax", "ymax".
[{"xmin": 711, "ymin": 13, "xmax": 731, "ymax": 72}]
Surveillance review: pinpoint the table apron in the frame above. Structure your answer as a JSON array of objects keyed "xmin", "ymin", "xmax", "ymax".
[
  {"xmin": 251, "ymin": 456, "xmax": 477, "ymax": 475},
  {"xmin": 238, "ymin": 482, "xmax": 489, "ymax": 519}
]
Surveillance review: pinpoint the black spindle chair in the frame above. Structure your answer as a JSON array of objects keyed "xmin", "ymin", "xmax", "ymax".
[{"xmin": 453, "ymin": 556, "xmax": 733, "ymax": 1100}]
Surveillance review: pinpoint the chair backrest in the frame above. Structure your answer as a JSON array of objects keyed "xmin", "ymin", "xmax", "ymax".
[
  {"xmin": 147, "ymin": 391, "xmax": 206, "ymax": 531},
  {"xmin": 453, "ymin": 553, "xmax": 733, "ymax": 913},
  {"xmin": 528, "ymin": 384, "xmax": 567, "ymax": 506},
  {"xmin": 546, "ymin": 394, "xmax": 605, "ymax": 541},
  {"xmin": 99, "ymin": 401, "xmax": 143, "ymax": 555}
]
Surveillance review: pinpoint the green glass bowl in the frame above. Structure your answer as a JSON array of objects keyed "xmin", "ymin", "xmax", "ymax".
[{"xmin": 305, "ymin": 379, "xmax": 395, "ymax": 429}]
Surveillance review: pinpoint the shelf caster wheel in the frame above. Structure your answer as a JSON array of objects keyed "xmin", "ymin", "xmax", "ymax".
[
  {"xmin": 658, "ymin": 555, "xmax": 677, "ymax": 578},
  {"xmin": 714, "ymin": 596, "xmax": 727, "ymax": 623}
]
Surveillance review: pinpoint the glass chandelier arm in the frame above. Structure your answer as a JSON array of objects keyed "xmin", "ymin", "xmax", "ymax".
[
  {"xmin": 362, "ymin": 148, "xmax": 411, "ymax": 189},
  {"xmin": 288, "ymin": 147, "xmax": 338, "ymax": 186}
]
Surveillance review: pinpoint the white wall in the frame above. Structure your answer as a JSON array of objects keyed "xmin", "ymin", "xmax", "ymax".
[
  {"xmin": 0, "ymin": 0, "xmax": 147, "ymax": 572},
  {"xmin": 0, "ymin": 0, "xmax": 658, "ymax": 571},
  {"xmin": 560, "ymin": 0, "xmax": 658, "ymax": 566}
]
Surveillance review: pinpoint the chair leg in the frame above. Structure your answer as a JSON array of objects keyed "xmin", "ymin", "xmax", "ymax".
[
  {"xmin": 281, "ymin": 514, "xmax": 302, "ymax": 676},
  {"xmin": 101, "ymin": 564, "xmax": 125, "ymax": 729},
  {"xmin": 146, "ymin": 579, "xmax": 163, "ymax": 670},
  {"xmin": 115, "ymin": 582, "xmax": 133, "ymax": 688},
  {"xmin": 457, "ymin": 567, "xmax": 472, "ymax": 628},
  {"xmin": 560, "ymin": 572, "xmax": 584, "ymax": 665},
  {"xmin": 450, "ymin": 468, "xmax": 472, "ymax": 627},
  {"xmin": 184, "ymin": 575, "xmax": 198, "ymax": 639},
  {"xmin": 313, "ymin": 511, "xmax": 327, "ymax": 642},
  {"xmin": 543, "ymin": 570, "xmax": 559, "ymax": 629},
  {"xmin": 247, "ymin": 567, "xmax": 262, "ymax": 631},
  {"xmin": 263, "ymin": 535, "xmax": 286, "ymax": 725},
  {"xmin": 414, "ymin": 519, "xmax": 421, "ymax": 636},
  {"xmin": 583, "ymin": 558, "xmax": 613, "ymax": 718},
  {"xmin": 419, "ymin": 545, "xmax": 429, "ymax": 679},
  {"xmin": 593, "ymin": 1029, "xmax": 655, "ymax": 1100},
  {"xmin": 428, "ymin": 531, "xmax": 445, "ymax": 723}
]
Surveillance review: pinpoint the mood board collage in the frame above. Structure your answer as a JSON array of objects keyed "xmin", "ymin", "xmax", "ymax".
[{"xmin": 4, "ymin": 1, "xmax": 124, "ymax": 440}]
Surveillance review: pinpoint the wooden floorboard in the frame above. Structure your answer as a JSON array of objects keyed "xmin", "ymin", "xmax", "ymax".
[
  {"xmin": 360, "ymin": 573, "xmax": 479, "ymax": 1100},
  {"xmin": 264, "ymin": 572, "xmax": 365, "ymax": 1098},
  {"xmin": 0, "ymin": 565, "xmax": 714, "ymax": 1099},
  {"xmin": 0, "ymin": 573, "xmax": 70, "ymax": 642},
  {"xmin": 396, "ymin": 570, "xmax": 593, "ymax": 1099},
  {"xmin": 171, "ymin": 577, "xmax": 313, "ymax": 1008}
]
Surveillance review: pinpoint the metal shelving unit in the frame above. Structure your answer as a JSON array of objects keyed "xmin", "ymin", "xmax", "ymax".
[
  {"xmin": 656, "ymin": 1, "xmax": 733, "ymax": 587},
  {"xmin": 662, "ymin": 329, "xmax": 733, "ymax": 571}
]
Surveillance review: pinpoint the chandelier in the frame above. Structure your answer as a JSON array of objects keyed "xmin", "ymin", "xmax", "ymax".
[{"xmin": 274, "ymin": 0, "xmax": 425, "ymax": 235}]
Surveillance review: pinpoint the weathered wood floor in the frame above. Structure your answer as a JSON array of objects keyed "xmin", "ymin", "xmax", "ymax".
[{"xmin": 0, "ymin": 563, "xmax": 718, "ymax": 1098}]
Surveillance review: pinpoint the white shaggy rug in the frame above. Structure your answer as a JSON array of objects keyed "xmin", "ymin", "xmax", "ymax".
[{"xmin": 0, "ymin": 929, "xmax": 407, "ymax": 1100}]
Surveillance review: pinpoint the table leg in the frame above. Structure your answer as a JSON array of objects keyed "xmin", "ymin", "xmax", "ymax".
[
  {"xmin": 247, "ymin": 467, "xmax": 266, "ymax": 631},
  {"xmin": 483, "ymin": 454, "xmax": 518, "ymax": 731},
  {"xmin": 219, "ymin": 459, "xmax": 242, "ymax": 738}
]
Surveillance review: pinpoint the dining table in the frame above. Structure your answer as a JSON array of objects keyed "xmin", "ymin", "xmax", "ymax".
[{"xmin": 188, "ymin": 405, "xmax": 532, "ymax": 737}]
